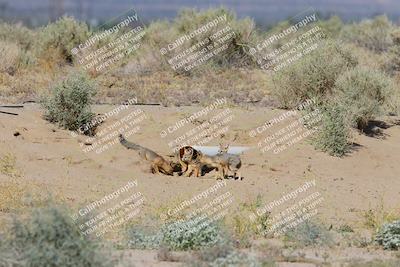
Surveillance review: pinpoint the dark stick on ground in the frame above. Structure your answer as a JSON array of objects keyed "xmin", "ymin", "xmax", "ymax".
[{"xmin": 0, "ymin": 111, "xmax": 19, "ymax": 116}]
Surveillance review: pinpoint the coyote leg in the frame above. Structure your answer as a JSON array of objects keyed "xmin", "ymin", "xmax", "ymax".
[{"xmin": 152, "ymin": 164, "xmax": 160, "ymax": 174}]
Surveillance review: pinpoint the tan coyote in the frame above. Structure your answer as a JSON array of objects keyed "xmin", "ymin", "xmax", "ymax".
[
  {"xmin": 119, "ymin": 134, "xmax": 173, "ymax": 175},
  {"xmin": 217, "ymin": 142, "xmax": 242, "ymax": 180},
  {"xmin": 178, "ymin": 146, "xmax": 202, "ymax": 177},
  {"xmin": 178, "ymin": 146, "xmax": 226, "ymax": 180}
]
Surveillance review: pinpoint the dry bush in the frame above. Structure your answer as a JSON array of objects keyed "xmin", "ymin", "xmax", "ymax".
[
  {"xmin": 334, "ymin": 66, "xmax": 394, "ymax": 130},
  {"xmin": 272, "ymin": 40, "xmax": 358, "ymax": 108},
  {"xmin": 135, "ymin": 8, "xmax": 257, "ymax": 74},
  {"xmin": 340, "ymin": 15, "xmax": 394, "ymax": 53},
  {"xmin": 0, "ymin": 41, "xmax": 21, "ymax": 75},
  {"xmin": 37, "ymin": 16, "xmax": 90, "ymax": 63}
]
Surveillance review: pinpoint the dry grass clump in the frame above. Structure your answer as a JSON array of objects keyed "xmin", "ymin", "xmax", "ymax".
[
  {"xmin": 0, "ymin": 181, "xmax": 27, "ymax": 213},
  {"xmin": 0, "ymin": 153, "xmax": 22, "ymax": 178},
  {"xmin": 0, "ymin": 41, "xmax": 21, "ymax": 75}
]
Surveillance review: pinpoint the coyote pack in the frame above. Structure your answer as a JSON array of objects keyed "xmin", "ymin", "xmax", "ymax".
[{"xmin": 119, "ymin": 134, "xmax": 174, "ymax": 175}]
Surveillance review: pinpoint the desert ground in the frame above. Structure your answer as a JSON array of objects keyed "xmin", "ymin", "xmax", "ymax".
[{"xmin": 1, "ymin": 103, "xmax": 399, "ymax": 266}]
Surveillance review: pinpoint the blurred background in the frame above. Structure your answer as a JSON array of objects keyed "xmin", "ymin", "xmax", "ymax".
[{"xmin": 1, "ymin": 0, "xmax": 400, "ymax": 27}]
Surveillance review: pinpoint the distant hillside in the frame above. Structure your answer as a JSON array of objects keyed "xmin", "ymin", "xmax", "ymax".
[{"xmin": 1, "ymin": 0, "xmax": 400, "ymax": 26}]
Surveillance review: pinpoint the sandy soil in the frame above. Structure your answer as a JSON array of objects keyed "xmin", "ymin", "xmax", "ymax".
[
  {"xmin": 1, "ymin": 104, "xmax": 399, "ymax": 220},
  {"xmin": 0, "ymin": 103, "xmax": 399, "ymax": 266}
]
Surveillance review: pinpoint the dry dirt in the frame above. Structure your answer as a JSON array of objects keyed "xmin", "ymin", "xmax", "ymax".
[{"xmin": 0, "ymin": 103, "xmax": 399, "ymax": 266}]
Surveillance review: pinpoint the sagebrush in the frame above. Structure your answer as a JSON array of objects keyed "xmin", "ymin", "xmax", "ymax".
[{"xmin": 41, "ymin": 72, "xmax": 96, "ymax": 134}]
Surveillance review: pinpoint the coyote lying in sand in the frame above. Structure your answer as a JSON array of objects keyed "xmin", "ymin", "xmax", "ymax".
[{"xmin": 119, "ymin": 134, "xmax": 173, "ymax": 175}]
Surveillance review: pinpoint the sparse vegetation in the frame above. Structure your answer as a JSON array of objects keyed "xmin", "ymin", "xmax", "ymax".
[
  {"xmin": 340, "ymin": 15, "xmax": 394, "ymax": 53},
  {"xmin": 284, "ymin": 219, "xmax": 333, "ymax": 248},
  {"xmin": 189, "ymin": 242, "xmax": 268, "ymax": 267},
  {"xmin": 41, "ymin": 71, "xmax": 96, "ymax": 134}
]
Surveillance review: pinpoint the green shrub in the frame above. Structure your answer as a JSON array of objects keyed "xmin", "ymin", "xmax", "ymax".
[
  {"xmin": 0, "ymin": 205, "xmax": 112, "ymax": 267},
  {"xmin": 161, "ymin": 219, "xmax": 226, "ymax": 251},
  {"xmin": 312, "ymin": 104, "xmax": 351, "ymax": 157},
  {"xmin": 37, "ymin": 16, "xmax": 90, "ymax": 63},
  {"xmin": 127, "ymin": 218, "xmax": 227, "ymax": 251},
  {"xmin": 126, "ymin": 227, "xmax": 163, "ymax": 249},
  {"xmin": 41, "ymin": 72, "xmax": 96, "ymax": 133},
  {"xmin": 376, "ymin": 220, "xmax": 400, "ymax": 250},
  {"xmin": 272, "ymin": 40, "xmax": 357, "ymax": 108},
  {"xmin": 334, "ymin": 66, "xmax": 393, "ymax": 130},
  {"xmin": 284, "ymin": 220, "xmax": 333, "ymax": 247},
  {"xmin": 340, "ymin": 15, "xmax": 394, "ymax": 53}
]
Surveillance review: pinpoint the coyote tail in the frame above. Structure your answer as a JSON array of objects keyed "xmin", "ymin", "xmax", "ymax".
[{"xmin": 119, "ymin": 134, "xmax": 142, "ymax": 151}]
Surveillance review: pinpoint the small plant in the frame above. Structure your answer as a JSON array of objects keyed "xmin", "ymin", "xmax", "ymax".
[
  {"xmin": 376, "ymin": 220, "xmax": 400, "ymax": 250},
  {"xmin": 312, "ymin": 104, "xmax": 351, "ymax": 157},
  {"xmin": 161, "ymin": 219, "xmax": 227, "ymax": 251},
  {"xmin": 127, "ymin": 218, "xmax": 227, "ymax": 251},
  {"xmin": 126, "ymin": 227, "xmax": 163, "ymax": 249},
  {"xmin": 0, "ymin": 205, "xmax": 112, "ymax": 267},
  {"xmin": 41, "ymin": 71, "xmax": 96, "ymax": 134},
  {"xmin": 284, "ymin": 220, "xmax": 333, "ymax": 248},
  {"xmin": 334, "ymin": 66, "xmax": 393, "ymax": 130},
  {"xmin": 338, "ymin": 224, "xmax": 354, "ymax": 233}
]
